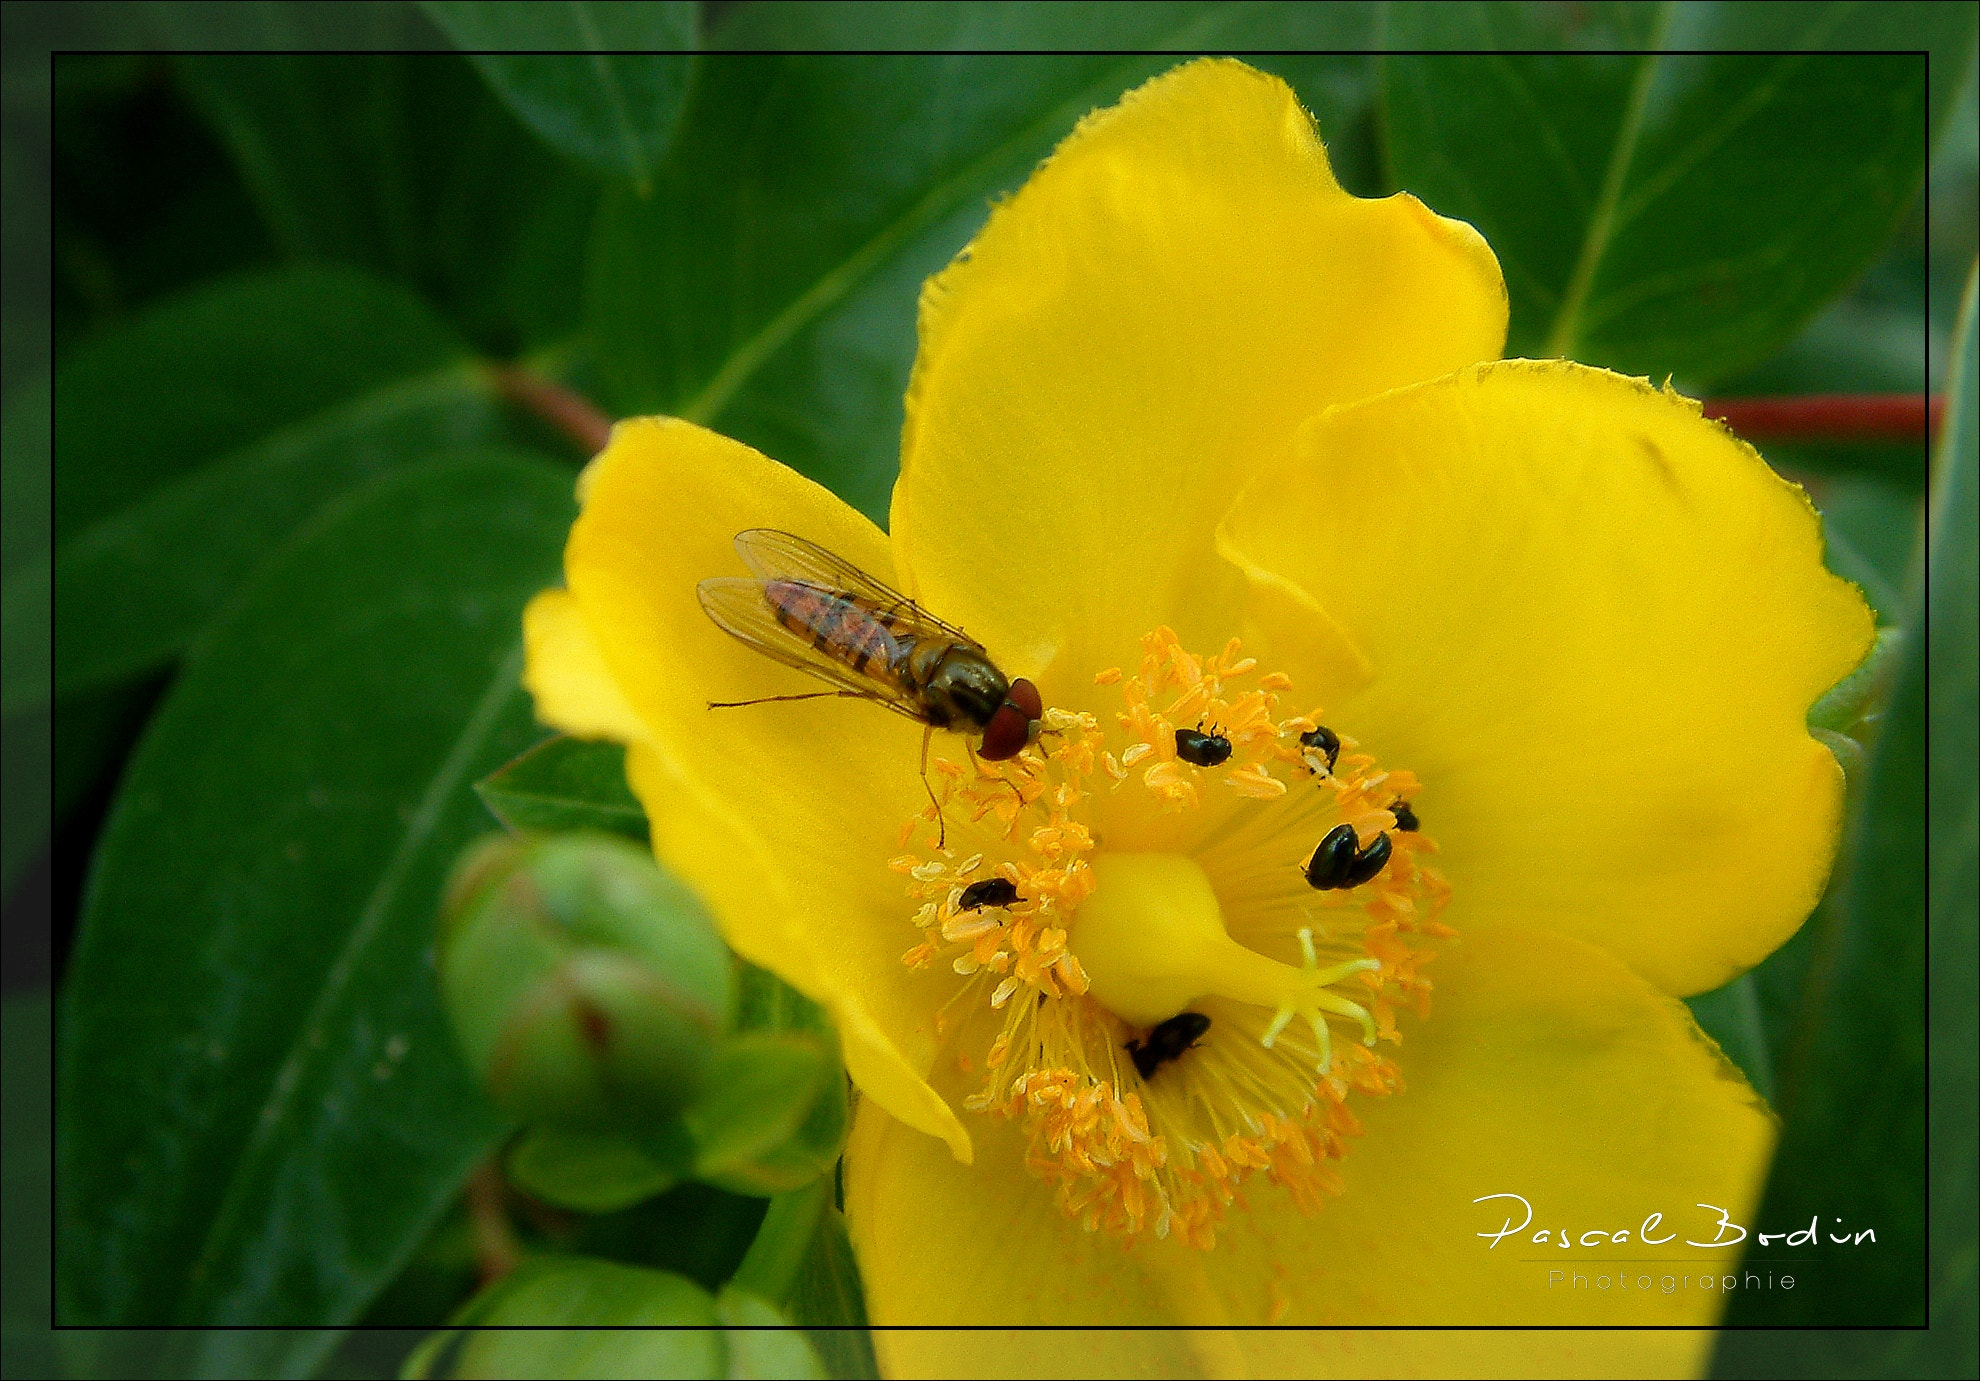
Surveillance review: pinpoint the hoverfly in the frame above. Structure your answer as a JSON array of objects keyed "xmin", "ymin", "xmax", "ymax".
[{"xmin": 697, "ymin": 530, "xmax": 1042, "ymax": 839}]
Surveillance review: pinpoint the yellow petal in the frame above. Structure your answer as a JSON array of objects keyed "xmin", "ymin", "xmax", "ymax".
[
  {"xmin": 1188, "ymin": 926, "xmax": 1774, "ymax": 1329},
  {"xmin": 549, "ymin": 417, "xmax": 969, "ymax": 1158},
  {"xmin": 1220, "ymin": 361, "xmax": 1873, "ymax": 996},
  {"xmin": 848, "ymin": 926, "xmax": 1769, "ymax": 1355},
  {"xmin": 892, "ymin": 58, "xmax": 1506, "ymax": 698},
  {"xmin": 621, "ymin": 744, "xmax": 968, "ymax": 1162},
  {"xmin": 845, "ymin": 1096, "xmax": 1205, "ymax": 1378},
  {"xmin": 1231, "ymin": 1331, "xmax": 1710, "ymax": 1379},
  {"xmin": 521, "ymin": 589, "xmax": 650, "ymax": 745}
]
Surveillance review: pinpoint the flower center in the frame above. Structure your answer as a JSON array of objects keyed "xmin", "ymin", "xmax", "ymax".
[
  {"xmin": 891, "ymin": 628, "xmax": 1452, "ymax": 1249},
  {"xmin": 1077, "ymin": 854, "xmax": 1381, "ymax": 1060}
]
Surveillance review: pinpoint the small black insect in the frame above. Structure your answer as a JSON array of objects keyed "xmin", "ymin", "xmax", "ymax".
[
  {"xmin": 1127, "ymin": 1011, "xmax": 1212, "ymax": 1079},
  {"xmin": 1174, "ymin": 727, "xmax": 1233, "ymax": 767},
  {"xmin": 1299, "ymin": 725, "xmax": 1342, "ymax": 773},
  {"xmin": 1302, "ymin": 824, "xmax": 1393, "ymax": 890},
  {"xmin": 1390, "ymin": 800, "xmax": 1419, "ymax": 832},
  {"xmin": 957, "ymin": 877, "xmax": 1021, "ymax": 910}
]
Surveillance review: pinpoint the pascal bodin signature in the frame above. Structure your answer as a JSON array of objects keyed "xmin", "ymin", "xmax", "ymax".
[{"xmin": 1472, "ymin": 1193, "xmax": 1878, "ymax": 1250}]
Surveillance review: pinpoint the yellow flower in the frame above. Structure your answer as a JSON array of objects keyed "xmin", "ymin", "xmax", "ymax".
[{"xmin": 523, "ymin": 60, "xmax": 1872, "ymax": 1378}]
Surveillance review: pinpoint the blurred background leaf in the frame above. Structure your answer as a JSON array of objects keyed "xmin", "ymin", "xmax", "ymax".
[
  {"xmin": 1715, "ymin": 268, "xmax": 1976, "ymax": 1366},
  {"xmin": 57, "ymin": 456, "xmax": 571, "ymax": 1371},
  {"xmin": 1, "ymin": 373, "xmax": 52, "ymax": 895},
  {"xmin": 589, "ymin": 2, "xmax": 1382, "ymax": 520},
  {"xmin": 162, "ymin": 44, "xmax": 597, "ymax": 355},
  {"xmin": 2, "ymin": 991, "xmax": 57, "ymax": 1379},
  {"xmin": 49, "ymin": 266, "xmax": 504, "ymax": 703},
  {"xmin": 474, "ymin": 736, "xmax": 647, "ymax": 843},
  {"xmin": 421, "ymin": 1, "xmax": 698, "ymax": 191},
  {"xmin": 1383, "ymin": 2, "xmax": 1976, "ymax": 388}
]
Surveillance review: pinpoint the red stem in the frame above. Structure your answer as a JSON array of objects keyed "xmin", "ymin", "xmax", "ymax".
[
  {"xmin": 1701, "ymin": 393, "xmax": 1943, "ymax": 445},
  {"xmin": 491, "ymin": 363, "xmax": 614, "ymax": 456},
  {"xmin": 490, "ymin": 364, "xmax": 1944, "ymax": 457}
]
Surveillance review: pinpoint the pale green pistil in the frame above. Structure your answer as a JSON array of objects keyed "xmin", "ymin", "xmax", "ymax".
[{"xmin": 1074, "ymin": 853, "xmax": 1379, "ymax": 1067}]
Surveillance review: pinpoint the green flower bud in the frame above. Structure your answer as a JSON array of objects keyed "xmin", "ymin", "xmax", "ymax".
[
  {"xmin": 403, "ymin": 1258, "xmax": 824, "ymax": 1380},
  {"xmin": 438, "ymin": 832, "xmax": 735, "ymax": 1131}
]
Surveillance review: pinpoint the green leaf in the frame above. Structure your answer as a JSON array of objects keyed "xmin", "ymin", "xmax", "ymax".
[
  {"xmin": 0, "ymin": 705, "xmax": 49, "ymax": 898},
  {"xmin": 1816, "ymin": 479, "xmax": 1925, "ymax": 627},
  {"xmin": 422, "ymin": 2, "xmax": 698, "ymax": 190},
  {"xmin": 1683, "ymin": 973, "xmax": 1775, "ymax": 1104},
  {"xmin": 684, "ymin": 1032, "xmax": 831, "ymax": 1184},
  {"xmin": 559, "ymin": 1180, "xmax": 766, "ymax": 1291},
  {"xmin": 0, "ymin": 371, "xmax": 51, "ymax": 885},
  {"xmin": 1913, "ymin": 263, "xmax": 1980, "ymax": 1375},
  {"xmin": 45, "ymin": 265, "xmax": 517, "ymax": 708},
  {"xmin": 733, "ymin": 1177, "xmax": 876, "ymax": 1378},
  {"xmin": 1809, "ymin": 627, "xmax": 1905, "ymax": 735},
  {"xmin": 1714, "ymin": 266, "xmax": 1974, "ymax": 1360},
  {"xmin": 53, "ymin": 265, "xmax": 470, "ymax": 543},
  {"xmin": 160, "ymin": 45, "xmax": 597, "ymax": 352},
  {"xmin": 506, "ymin": 1123, "xmax": 677, "ymax": 1214},
  {"xmin": 1384, "ymin": 4, "xmax": 1976, "ymax": 384},
  {"xmin": 714, "ymin": 1285, "xmax": 828, "ymax": 1380},
  {"xmin": 708, "ymin": 964, "xmax": 849, "ymax": 1196},
  {"xmin": 2, "ymin": 993, "xmax": 57, "ymax": 1381},
  {"xmin": 785, "ymin": 1203, "xmax": 876, "ymax": 1380},
  {"xmin": 57, "ymin": 457, "xmax": 573, "ymax": 1366},
  {"xmin": 731, "ymin": 1177, "xmax": 831, "ymax": 1307},
  {"xmin": 1, "ymin": 370, "xmax": 49, "ymax": 710},
  {"xmin": 54, "ymin": 383, "xmax": 509, "ymax": 706},
  {"xmin": 588, "ymin": 5, "xmax": 1378, "ymax": 518},
  {"xmin": 474, "ymin": 734, "xmax": 649, "ymax": 842}
]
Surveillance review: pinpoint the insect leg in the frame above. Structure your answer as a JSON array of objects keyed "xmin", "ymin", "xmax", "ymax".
[
  {"xmin": 966, "ymin": 737, "xmax": 1027, "ymax": 814},
  {"xmin": 920, "ymin": 722, "xmax": 947, "ymax": 850},
  {"xmin": 706, "ymin": 690, "xmax": 870, "ymax": 709}
]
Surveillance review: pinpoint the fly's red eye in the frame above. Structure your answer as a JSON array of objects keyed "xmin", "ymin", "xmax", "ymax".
[
  {"xmin": 1007, "ymin": 677, "xmax": 1043, "ymax": 721},
  {"xmin": 979, "ymin": 702, "xmax": 1031, "ymax": 760}
]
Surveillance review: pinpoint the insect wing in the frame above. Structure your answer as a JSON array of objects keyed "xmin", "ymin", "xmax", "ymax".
[
  {"xmin": 731, "ymin": 529, "xmax": 979, "ymax": 648},
  {"xmin": 696, "ymin": 577, "xmax": 926, "ymax": 720}
]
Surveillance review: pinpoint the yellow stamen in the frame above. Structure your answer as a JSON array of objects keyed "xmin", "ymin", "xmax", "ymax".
[{"xmin": 890, "ymin": 627, "xmax": 1452, "ymax": 1248}]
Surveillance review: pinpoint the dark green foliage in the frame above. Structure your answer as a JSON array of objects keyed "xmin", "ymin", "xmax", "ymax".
[
  {"xmin": 422, "ymin": 1, "xmax": 699, "ymax": 188},
  {"xmin": 57, "ymin": 457, "xmax": 571, "ymax": 1366},
  {"xmin": 475, "ymin": 735, "xmax": 648, "ymax": 843},
  {"xmin": 1713, "ymin": 273, "xmax": 1977, "ymax": 1371},
  {"xmin": 1385, "ymin": 3, "xmax": 1975, "ymax": 385},
  {"xmin": 20, "ymin": 6, "xmax": 1973, "ymax": 1371}
]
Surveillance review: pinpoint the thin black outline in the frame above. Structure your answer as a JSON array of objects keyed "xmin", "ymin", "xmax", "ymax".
[{"xmin": 29, "ymin": 35, "xmax": 1950, "ymax": 1348}]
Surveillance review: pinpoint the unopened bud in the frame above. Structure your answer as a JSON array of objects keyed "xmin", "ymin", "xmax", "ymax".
[
  {"xmin": 438, "ymin": 832, "xmax": 735, "ymax": 1130},
  {"xmin": 405, "ymin": 1259, "xmax": 823, "ymax": 1379}
]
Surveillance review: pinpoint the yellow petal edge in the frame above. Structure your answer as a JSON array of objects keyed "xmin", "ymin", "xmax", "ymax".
[
  {"xmin": 893, "ymin": 57, "xmax": 1507, "ymax": 699},
  {"xmin": 1220, "ymin": 361, "xmax": 1874, "ymax": 996}
]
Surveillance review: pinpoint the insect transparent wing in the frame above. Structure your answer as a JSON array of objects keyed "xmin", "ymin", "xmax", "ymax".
[
  {"xmin": 696, "ymin": 577, "xmax": 925, "ymax": 719},
  {"xmin": 730, "ymin": 529, "xmax": 978, "ymax": 647}
]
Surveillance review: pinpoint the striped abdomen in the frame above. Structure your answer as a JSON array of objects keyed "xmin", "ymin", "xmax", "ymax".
[{"xmin": 764, "ymin": 580, "xmax": 916, "ymax": 688}]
